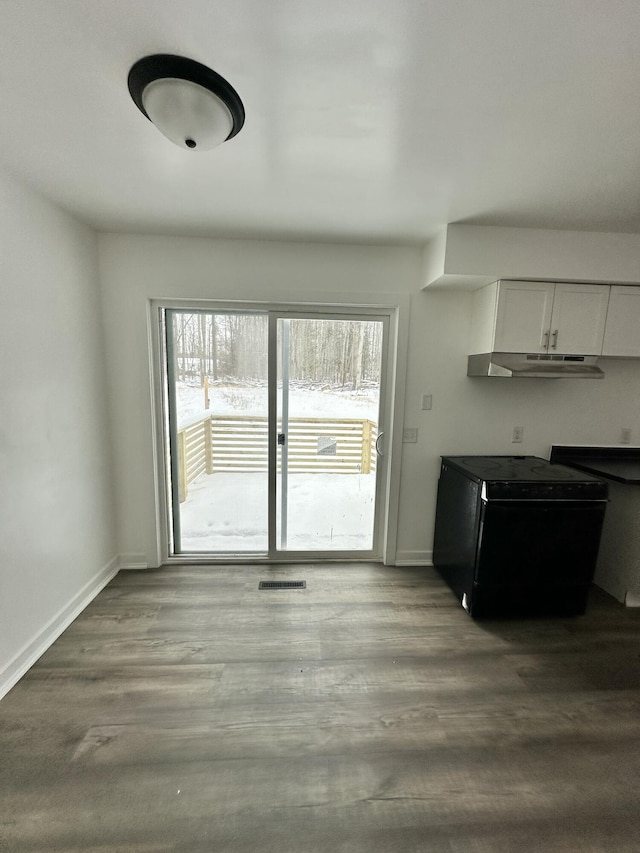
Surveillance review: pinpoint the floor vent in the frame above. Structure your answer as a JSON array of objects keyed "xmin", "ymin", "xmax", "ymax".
[{"xmin": 259, "ymin": 581, "xmax": 306, "ymax": 590}]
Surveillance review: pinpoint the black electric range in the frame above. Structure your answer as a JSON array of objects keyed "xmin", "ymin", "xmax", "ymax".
[{"xmin": 432, "ymin": 456, "xmax": 608, "ymax": 617}]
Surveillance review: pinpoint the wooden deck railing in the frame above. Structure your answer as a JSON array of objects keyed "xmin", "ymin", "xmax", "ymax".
[{"xmin": 177, "ymin": 415, "xmax": 378, "ymax": 502}]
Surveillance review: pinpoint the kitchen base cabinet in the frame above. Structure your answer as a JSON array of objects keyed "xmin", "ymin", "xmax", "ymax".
[
  {"xmin": 594, "ymin": 479, "xmax": 640, "ymax": 604},
  {"xmin": 550, "ymin": 445, "xmax": 640, "ymax": 605}
]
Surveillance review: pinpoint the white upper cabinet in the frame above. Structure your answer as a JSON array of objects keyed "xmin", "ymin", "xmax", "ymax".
[
  {"xmin": 469, "ymin": 280, "xmax": 610, "ymax": 356},
  {"xmin": 493, "ymin": 281, "xmax": 554, "ymax": 353},
  {"xmin": 548, "ymin": 283, "xmax": 610, "ymax": 356},
  {"xmin": 602, "ymin": 286, "xmax": 640, "ymax": 356}
]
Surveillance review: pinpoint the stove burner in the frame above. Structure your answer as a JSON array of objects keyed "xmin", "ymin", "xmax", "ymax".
[
  {"xmin": 529, "ymin": 463, "xmax": 575, "ymax": 479},
  {"xmin": 458, "ymin": 458, "xmax": 499, "ymax": 470}
]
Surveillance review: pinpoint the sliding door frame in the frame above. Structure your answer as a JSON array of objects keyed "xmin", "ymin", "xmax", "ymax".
[
  {"xmin": 268, "ymin": 309, "xmax": 389, "ymax": 561},
  {"xmin": 148, "ymin": 295, "xmax": 409, "ymax": 566}
]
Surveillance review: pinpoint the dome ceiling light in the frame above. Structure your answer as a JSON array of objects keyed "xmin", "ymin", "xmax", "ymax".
[{"xmin": 127, "ymin": 54, "xmax": 245, "ymax": 151}]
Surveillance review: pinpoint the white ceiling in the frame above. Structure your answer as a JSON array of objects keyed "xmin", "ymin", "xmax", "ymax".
[{"xmin": 2, "ymin": 0, "xmax": 640, "ymax": 245}]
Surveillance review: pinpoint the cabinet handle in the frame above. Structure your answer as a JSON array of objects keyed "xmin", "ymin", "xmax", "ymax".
[
  {"xmin": 542, "ymin": 330, "xmax": 550, "ymax": 350},
  {"xmin": 551, "ymin": 329, "xmax": 559, "ymax": 350}
]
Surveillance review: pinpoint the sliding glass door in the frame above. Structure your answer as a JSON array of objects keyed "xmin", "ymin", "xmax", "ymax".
[
  {"xmin": 161, "ymin": 307, "xmax": 388, "ymax": 558},
  {"xmin": 164, "ymin": 309, "xmax": 269, "ymax": 554},
  {"xmin": 275, "ymin": 316, "xmax": 384, "ymax": 553}
]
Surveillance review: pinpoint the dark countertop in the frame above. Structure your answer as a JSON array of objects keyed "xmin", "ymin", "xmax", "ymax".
[{"xmin": 550, "ymin": 446, "xmax": 640, "ymax": 484}]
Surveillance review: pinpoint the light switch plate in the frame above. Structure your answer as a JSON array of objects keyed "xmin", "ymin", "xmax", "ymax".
[{"xmin": 403, "ymin": 428, "xmax": 418, "ymax": 443}]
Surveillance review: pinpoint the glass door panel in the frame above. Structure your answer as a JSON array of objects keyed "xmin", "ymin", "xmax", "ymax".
[
  {"xmin": 276, "ymin": 317, "xmax": 384, "ymax": 552},
  {"xmin": 165, "ymin": 310, "xmax": 269, "ymax": 554}
]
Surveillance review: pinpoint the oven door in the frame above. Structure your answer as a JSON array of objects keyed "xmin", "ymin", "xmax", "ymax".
[{"xmin": 472, "ymin": 499, "xmax": 607, "ymax": 616}]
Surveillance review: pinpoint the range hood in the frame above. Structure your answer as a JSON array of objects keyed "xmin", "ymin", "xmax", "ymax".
[{"xmin": 467, "ymin": 353, "xmax": 605, "ymax": 378}]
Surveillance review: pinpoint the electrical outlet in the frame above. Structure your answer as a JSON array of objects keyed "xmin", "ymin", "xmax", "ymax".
[
  {"xmin": 421, "ymin": 394, "xmax": 433, "ymax": 411},
  {"xmin": 403, "ymin": 427, "xmax": 418, "ymax": 443},
  {"xmin": 621, "ymin": 427, "xmax": 631, "ymax": 444},
  {"xmin": 512, "ymin": 426, "xmax": 524, "ymax": 443}
]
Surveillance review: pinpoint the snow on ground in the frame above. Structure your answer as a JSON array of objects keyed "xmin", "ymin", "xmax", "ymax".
[
  {"xmin": 174, "ymin": 380, "xmax": 380, "ymax": 553},
  {"xmin": 176, "ymin": 381, "xmax": 379, "ymax": 427},
  {"xmin": 180, "ymin": 471, "xmax": 376, "ymax": 552}
]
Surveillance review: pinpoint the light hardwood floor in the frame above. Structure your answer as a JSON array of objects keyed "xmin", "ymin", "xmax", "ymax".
[{"xmin": 1, "ymin": 563, "xmax": 640, "ymax": 852}]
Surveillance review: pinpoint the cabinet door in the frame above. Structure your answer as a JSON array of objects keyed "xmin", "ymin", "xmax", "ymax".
[
  {"xmin": 602, "ymin": 286, "xmax": 640, "ymax": 356},
  {"xmin": 493, "ymin": 281, "xmax": 554, "ymax": 353},
  {"xmin": 549, "ymin": 283, "xmax": 609, "ymax": 355}
]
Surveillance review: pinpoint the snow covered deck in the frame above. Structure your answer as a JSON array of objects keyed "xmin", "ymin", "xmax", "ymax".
[{"xmin": 179, "ymin": 471, "xmax": 377, "ymax": 552}]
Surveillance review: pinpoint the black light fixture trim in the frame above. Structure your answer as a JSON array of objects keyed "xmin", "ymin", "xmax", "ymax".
[{"xmin": 127, "ymin": 54, "xmax": 245, "ymax": 141}]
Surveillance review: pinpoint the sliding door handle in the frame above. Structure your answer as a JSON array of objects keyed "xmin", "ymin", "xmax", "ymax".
[{"xmin": 375, "ymin": 432, "xmax": 384, "ymax": 457}]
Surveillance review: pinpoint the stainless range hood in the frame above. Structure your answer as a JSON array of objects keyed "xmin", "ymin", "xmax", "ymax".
[{"xmin": 467, "ymin": 353, "xmax": 605, "ymax": 378}]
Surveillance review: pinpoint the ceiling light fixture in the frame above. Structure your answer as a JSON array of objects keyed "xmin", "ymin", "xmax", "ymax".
[{"xmin": 128, "ymin": 54, "xmax": 245, "ymax": 151}]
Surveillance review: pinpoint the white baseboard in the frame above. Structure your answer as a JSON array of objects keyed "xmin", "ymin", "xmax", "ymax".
[
  {"xmin": 119, "ymin": 553, "xmax": 149, "ymax": 570},
  {"xmin": 394, "ymin": 550, "xmax": 433, "ymax": 566},
  {"xmin": 0, "ymin": 556, "xmax": 119, "ymax": 701}
]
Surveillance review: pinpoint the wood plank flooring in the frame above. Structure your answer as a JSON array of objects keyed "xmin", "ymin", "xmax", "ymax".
[{"xmin": 1, "ymin": 563, "xmax": 640, "ymax": 852}]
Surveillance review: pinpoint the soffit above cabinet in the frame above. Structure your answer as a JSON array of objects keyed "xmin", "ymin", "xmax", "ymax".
[{"xmin": 422, "ymin": 225, "xmax": 640, "ymax": 290}]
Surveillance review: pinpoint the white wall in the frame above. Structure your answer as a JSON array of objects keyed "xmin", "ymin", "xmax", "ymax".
[
  {"xmin": 98, "ymin": 232, "xmax": 640, "ymax": 567},
  {"xmin": 97, "ymin": 233, "xmax": 419, "ymax": 566},
  {"xmin": 0, "ymin": 170, "xmax": 117, "ymax": 697}
]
